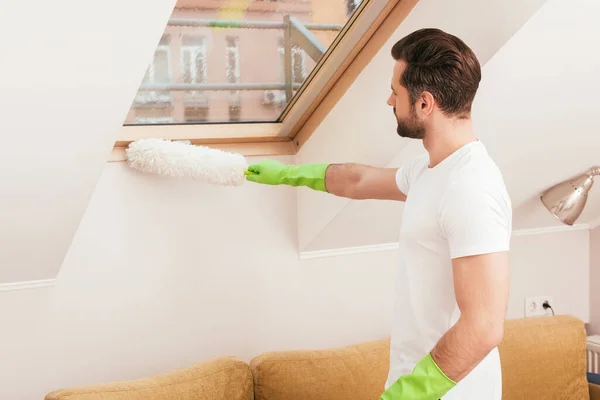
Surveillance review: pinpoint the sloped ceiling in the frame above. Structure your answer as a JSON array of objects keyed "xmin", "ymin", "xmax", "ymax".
[
  {"xmin": 0, "ymin": 0, "xmax": 177, "ymax": 284},
  {"xmin": 472, "ymin": 0, "xmax": 600, "ymax": 231},
  {"xmin": 297, "ymin": 0, "xmax": 578, "ymax": 251}
]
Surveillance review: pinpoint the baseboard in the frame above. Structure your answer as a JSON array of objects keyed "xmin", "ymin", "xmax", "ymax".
[
  {"xmin": 299, "ymin": 242, "xmax": 399, "ymax": 260},
  {"xmin": 0, "ymin": 279, "xmax": 56, "ymax": 292}
]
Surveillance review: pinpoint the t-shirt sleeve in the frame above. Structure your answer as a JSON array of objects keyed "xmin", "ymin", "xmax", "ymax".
[
  {"xmin": 395, "ymin": 156, "xmax": 424, "ymax": 196},
  {"xmin": 439, "ymin": 181, "xmax": 512, "ymax": 259},
  {"xmin": 395, "ymin": 166, "xmax": 411, "ymax": 196}
]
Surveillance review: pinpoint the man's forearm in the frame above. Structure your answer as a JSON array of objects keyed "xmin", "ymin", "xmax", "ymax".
[
  {"xmin": 245, "ymin": 160, "xmax": 404, "ymax": 201},
  {"xmin": 430, "ymin": 317, "xmax": 504, "ymax": 382},
  {"xmin": 324, "ymin": 163, "xmax": 404, "ymax": 201},
  {"xmin": 324, "ymin": 163, "xmax": 363, "ymax": 198}
]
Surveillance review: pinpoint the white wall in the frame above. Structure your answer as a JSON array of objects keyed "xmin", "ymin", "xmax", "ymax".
[
  {"xmin": 471, "ymin": 0, "xmax": 600, "ymax": 225},
  {"xmin": 0, "ymin": 0, "xmax": 177, "ymax": 284},
  {"xmin": 296, "ymin": 0, "xmax": 547, "ymax": 251},
  {"xmin": 0, "ymin": 157, "xmax": 397, "ymax": 400},
  {"xmin": 507, "ymin": 230, "xmax": 590, "ymax": 321},
  {"xmin": 298, "ymin": 0, "xmax": 600, "ymax": 251},
  {"xmin": 589, "ymin": 227, "xmax": 600, "ymax": 335},
  {"xmin": 0, "ymin": 158, "xmax": 591, "ymax": 399}
]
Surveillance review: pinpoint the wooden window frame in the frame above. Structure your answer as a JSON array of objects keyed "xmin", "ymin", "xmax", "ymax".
[{"xmin": 110, "ymin": 0, "xmax": 418, "ymax": 162}]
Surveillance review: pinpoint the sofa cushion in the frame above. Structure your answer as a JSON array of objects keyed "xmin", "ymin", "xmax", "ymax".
[
  {"xmin": 250, "ymin": 338, "xmax": 389, "ymax": 400},
  {"xmin": 499, "ymin": 315, "xmax": 590, "ymax": 400},
  {"xmin": 45, "ymin": 356, "xmax": 253, "ymax": 400}
]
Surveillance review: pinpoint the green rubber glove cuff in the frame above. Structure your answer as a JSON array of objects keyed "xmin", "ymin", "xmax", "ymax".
[
  {"xmin": 380, "ymin": 353, "xmax": 456, "ymax": 400},
  {"xmin": 280, "ymin": 164, "xmax": 330, "ymax": 192}
]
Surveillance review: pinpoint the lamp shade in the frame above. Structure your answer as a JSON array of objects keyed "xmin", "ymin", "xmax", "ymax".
[{"xmin": 540, "ymin": 168, "xmax": 598, "ymax": 226}]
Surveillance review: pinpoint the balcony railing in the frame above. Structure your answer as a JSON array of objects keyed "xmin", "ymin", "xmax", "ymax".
[
  {"xmin": 137, "ymin": 17, "xmax": 342, "ymax": 101},
  {"xmin": 167, "ymin": 18, "xmax": 343, "ymax": 31}
]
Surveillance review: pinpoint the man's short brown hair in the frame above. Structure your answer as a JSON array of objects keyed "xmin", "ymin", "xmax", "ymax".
[{"xmin": 391, "ymin": 28, "xmax": 481, "ymax": 118}]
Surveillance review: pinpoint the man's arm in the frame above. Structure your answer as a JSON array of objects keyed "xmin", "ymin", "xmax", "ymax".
[
  {"xmin": 246, "ymin": 160, "xmax": 406, "ymax": 201},
  {"xmin": 325, "ymin": 164, "xmax": 406, "ymax": 201},
  {"xmin": 380, "ymin": 252, "xmax": 509, "ymax": 400},
  {"xmin": 430, "ymin": 251, "xmax": 509, "ymax": 382}
]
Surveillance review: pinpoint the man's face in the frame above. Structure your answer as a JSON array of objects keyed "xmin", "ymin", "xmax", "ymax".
[{"xmin": 387, "ymin": 61, "xmax": 425, "ymax": 139}]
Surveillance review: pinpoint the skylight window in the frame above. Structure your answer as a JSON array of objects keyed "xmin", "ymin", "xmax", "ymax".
[
  {"xmin": 114, "ymin": 0, "xmax": 417, "ymax": 160},
  {"xmin": 124, "ymin": 0, "xmax": 362, "ymax": 125}
]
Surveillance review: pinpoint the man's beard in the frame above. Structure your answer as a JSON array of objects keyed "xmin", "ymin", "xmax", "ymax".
[{"xmin": 394, "ymin": 106, "xmax": 425, "ymax": 139}]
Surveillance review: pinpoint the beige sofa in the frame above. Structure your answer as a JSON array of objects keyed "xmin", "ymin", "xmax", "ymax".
[{"xmin": 46, "ymin": 315, "xmax": 600, "ymax": 399}]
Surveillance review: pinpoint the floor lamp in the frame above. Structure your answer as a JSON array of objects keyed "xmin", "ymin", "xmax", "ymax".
[{"xmin": 541, "ymin": 167, "xmax": 599, "ymax": 226}]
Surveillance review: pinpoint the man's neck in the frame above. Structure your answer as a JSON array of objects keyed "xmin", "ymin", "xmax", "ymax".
[{"xmin": 422, "ymin": 118, "xmax": 477, "ymax": 168}]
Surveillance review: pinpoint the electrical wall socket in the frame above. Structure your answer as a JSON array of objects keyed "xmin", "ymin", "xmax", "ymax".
[{"xmin": 525, "ymin": 296, "xmax": 554, "ymax": 317}]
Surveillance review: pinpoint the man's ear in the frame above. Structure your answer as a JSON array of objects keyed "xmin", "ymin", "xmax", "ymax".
[{"xmin": 418, "ymin": 91, "xmax": 435, "ymax": 116}]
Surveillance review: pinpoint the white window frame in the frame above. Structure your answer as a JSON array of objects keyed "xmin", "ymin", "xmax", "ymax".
[
  {"xmin": 226, "ymin": 36, "xmax": 241, "ymax": 108},
  {"xmin": 278, "ymin": 0, "xmax": 409, "ymax": 137},
  {"xmin": 277, "ymin": 43, "xmax": 308, "ymax": 84},
  {"xmin": 181, "ymin": 35, "xmax": 208, "ymax": 106},
  {"xmin": 270, "ymin": 40, "xmax": 307, "ymax": 109},
  {"xmin": 135, "ymin": 38, "xmax": 172, "ymax": 105}
]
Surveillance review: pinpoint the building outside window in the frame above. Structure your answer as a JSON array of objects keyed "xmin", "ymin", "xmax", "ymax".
[
  {"xmin": 226, "ymin": 36, "xmax": 241, "ymax": 121},
  {"xmin": 125, "ymin": 0, "xmax": 354, "ymax": 124},
  {"xmin": 346, "ymin": 0, "xmax": 362, "ymax": 16},
  {"xmin": 134, "ymin": 35, "xmax": 172, "ymax": 106},
  {"xmin": 182, "ymin": 35, "xmax": 209, "ymax": 122}
]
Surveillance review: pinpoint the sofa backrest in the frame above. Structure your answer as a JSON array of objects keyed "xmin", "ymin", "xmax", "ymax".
[
  {"xmin": 45, "ymin": 356, "xmax": 253, "ymax": 400},
  {"xmin": 249, "ymin": 315, "xmax": 590, "ymax": 400},
  {"xmin": 249, "ymin": 338, "xmax": 389, "ymax": 400},
  {"xmin": 498, "ymin": 314, "xmax": 590, "ymax": 399}
]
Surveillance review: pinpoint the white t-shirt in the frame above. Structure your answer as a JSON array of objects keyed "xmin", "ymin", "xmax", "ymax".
[{"xmin": 386, "ymin": 140, "xmax": 512, "ymax": 400}]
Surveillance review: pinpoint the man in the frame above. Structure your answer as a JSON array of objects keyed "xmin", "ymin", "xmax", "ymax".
[{"xmin": 245, "ymin": 28, "xmax": 511, "ymax": 400}]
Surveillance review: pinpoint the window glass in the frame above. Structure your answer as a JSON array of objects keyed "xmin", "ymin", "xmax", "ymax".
[{"xmin": 125, "ymin": 0, "xmax": 365, "ymax": 125}]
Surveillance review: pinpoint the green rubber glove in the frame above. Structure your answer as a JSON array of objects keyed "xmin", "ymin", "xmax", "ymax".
[
  {"xmin": 245, "ymin": 160, "xmax": 330, "ymax": 192},
  {"xmin": 380, "ymin": 353, "xmax": 456, "ymax": 400}
]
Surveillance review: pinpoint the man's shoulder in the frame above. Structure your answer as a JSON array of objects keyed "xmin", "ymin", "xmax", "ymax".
[
  {"xmin": 405, "ymin": 153, "xmax": 430, "ymax": 172},
  {"xmin": 447, "ymin": 168, "xmax": 509, "ymax": 198},
  {"xmin": 443, "ymin": 170, "xmax": 512, "ymax": 217},
  {"xmin": 402, "ymin": 152, "xmax": 429, "ymax": 165},
  {"xmin": 396, "ymin": 153, "xmax": 429, "ymax": 181},
  {"xmin": 449, "ymin": 149, "xmax": 506, "ymax": 187},
  {"xmin": 445, "ymin": 146, "xmax": 510, "ymax": 198}
]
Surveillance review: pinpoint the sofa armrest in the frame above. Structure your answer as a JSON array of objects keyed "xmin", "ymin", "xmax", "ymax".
[
  {"xmin": 45, "ymin": 357, "xmax": 253, "ymax": 400},
  {"xmin": 590, "ymin": 383, "xmax": 600, "ymax": 400},
  {"xmin": 589, "ymin": 373, "xmax": 600, "ymax": 400}
]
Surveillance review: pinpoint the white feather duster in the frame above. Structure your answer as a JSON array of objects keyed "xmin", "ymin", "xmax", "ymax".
[{"xmin": 125, "ymin": 138, "xmax": 249, "ymax": 186}]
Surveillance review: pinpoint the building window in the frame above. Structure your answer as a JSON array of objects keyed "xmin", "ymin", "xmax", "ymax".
[
  {"xmin": 346, "ymin": 0, "xmax": 362, "ymax": 16},
  {"xmin": 277, "ymin": 38, "xmax": 307, "ymax": 84},
  {"xmin": 184, "ymin": 106, "xmax": 209, "ymax": 123},
  {"xmin": 135, "ymin": 107, "xmax": 173, "ymax": 124},
  {"xmin": 135, "ymin": 116, "xmax": 174, "ymax": 124},
  {"xmin": 292, "ymin": 47, "xmax": 307, "ymax": 84},
  {"xmin": 271, "ymin": 37, "xmax": 307, "ymax": 107},
  {"xmin": 181, "ymin": 35, "xmax": 208, "ymax": 107},
  {"xmin": 229, "ymin": 105, "xmax": 241, "ymax": 122},
  {"xmin": 226, "ymin": 36, "xmax": 241, "ymax": 119},
  {"xmin": 134, "ymin": 35, "xmax": 172, "ymax": 107}
]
